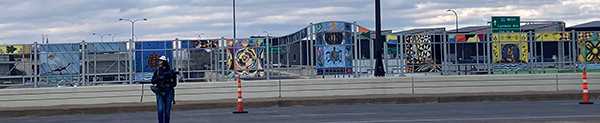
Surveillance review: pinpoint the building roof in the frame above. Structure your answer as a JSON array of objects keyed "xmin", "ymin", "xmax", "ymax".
[
  {"xmin": 567, "ymin": 21, "xmax": 600, "ymax": 29},
  {"xmin": 521, "ymin": 24, "xmax": 553, "ymax": 30},
  {"xmin": 446, "ymin": 26, "xmax": 489, "ymax": 33}
]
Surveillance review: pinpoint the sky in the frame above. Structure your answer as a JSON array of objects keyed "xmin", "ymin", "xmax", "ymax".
[{"xmin": 0, "ymin": 0, "xmax": 599, "ymax": 44}]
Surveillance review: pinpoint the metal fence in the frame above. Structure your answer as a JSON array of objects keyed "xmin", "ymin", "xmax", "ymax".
[{"xmin": 2, "ymin": 21, "xmax": 600, "ymax": 88}]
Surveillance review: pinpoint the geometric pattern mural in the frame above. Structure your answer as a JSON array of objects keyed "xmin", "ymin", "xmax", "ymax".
[
  {"xmin": 403, "ymin": 35, "xmax": 435, "ymax": 73},
  {"xmin": 226, "ymin": 38, "xmax": 265, "ymax": 78},
  {"xmin": 578, "ymin": 32, "xmax": 600, "ymax": 69}
]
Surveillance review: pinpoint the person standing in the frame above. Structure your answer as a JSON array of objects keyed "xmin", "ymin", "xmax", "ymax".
[{"xmin": 151, "ymin": 55, "xmax": 177, "ymax": 123}]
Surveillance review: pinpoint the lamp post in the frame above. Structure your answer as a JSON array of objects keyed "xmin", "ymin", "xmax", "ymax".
[
  {"xmin": 92, "ymin": 33, "xmax": 111, "ymax": 42},
  {"xmin": 447, "ymin": 9, "xmax": 458, "ymax": 33},
  {"xmin": 111, "ymin": 33, "xmax": 118, "ymax": 42},
  {"xmin": 263, "ymin": 31, "xmax": 271, "ymax": 80},
  {"xmin": 41, "ymin": 34, "xmax": 49, "ymax": 44},
  {"xmin": 233, "ymin": 0, "xmax": 236, "ymax": 39},
  {"xmin": 197, "ymin": 33, "xmax": 204, "ymax": 40},
  {"xmin": 119, "ymin": 18, "xmax": 147, "ymax": 42}
]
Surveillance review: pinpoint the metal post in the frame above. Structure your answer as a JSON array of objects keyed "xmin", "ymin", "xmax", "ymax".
[
  {"xmin": 264, "ymin": 31, "xmax": 271, "ymax": 80},
  {"xmin": 443, "ymin": 33, "xmax": 448, "ymax": 75},
  {"xmin": 81, "ymin": 41, "xmax": 86, "ymax": 86},
  {"xmin": 221, "ymin": 37, "xmax": 226, "ymax": 81},
  {"xmin": 129, "ymin": 39, "xmax": 134, "ymax": 84},
  {"xmin": 529, "ymin": 31, "xmax": 534, "ymax": 74},
  {"xmin": 118, "ymin": 41, "xmax": 121, "ymax": 82},
  {"xmin": 572, "ymin": 30, "xmax": 577, "ymax": 73},
  {"xmin": 33, "ymin": 42, "xmax": 38, "ymax": 88},
  {"xmin": 233, "ymin": 0, "xmax": 236, "ymax": 39},
  {"xmin": 309, "ymin": 23, "xmax": 315, "ymax": 79},
  {"xmin": 353, "ymin": 22, "xmax": 358, "ymax": 77},
  {"xmin": 400, "ymin": 34, "xmax": 406, "ymax": 76},
  {"xmin": 487, "ymin": 32, "xmax": 492, "ymax": 74},
  {"xmin": 299, "ymin": 32, "xmax": 304, "ymax": 76}
]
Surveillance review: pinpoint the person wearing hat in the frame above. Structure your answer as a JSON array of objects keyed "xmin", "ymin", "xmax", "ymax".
[{"xmin": 151, "ymin": 55, "xmax": 177, "ymax": 123}]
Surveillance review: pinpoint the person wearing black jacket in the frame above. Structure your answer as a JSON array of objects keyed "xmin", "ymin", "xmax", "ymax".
[{"xmin": 151, "ymin": 55, "xmax": 176, "ymax": 123}]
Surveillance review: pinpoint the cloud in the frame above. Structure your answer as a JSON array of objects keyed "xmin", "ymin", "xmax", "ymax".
[{"xmin": 0, "ymin": 0, "xmax": 597, "ymax": 44}]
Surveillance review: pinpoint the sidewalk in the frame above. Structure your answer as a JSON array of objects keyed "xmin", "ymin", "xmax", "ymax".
[{"xmin": 0, "ymin": 90, "xmax": 595, "ymax": 118}]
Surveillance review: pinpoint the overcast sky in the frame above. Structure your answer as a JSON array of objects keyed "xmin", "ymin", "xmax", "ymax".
[{"xmin": 0, "ymin": 0, "xmax": 598, "ymax": 44}]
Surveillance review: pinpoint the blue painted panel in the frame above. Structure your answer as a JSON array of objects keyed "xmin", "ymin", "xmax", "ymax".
[
  {"xmin": 89, "ymin": 42, "xmax": 127, "ymax": 52},
  {"xmin": 135, "ymin": 50, "xmax": 173, "ymax": 72},
  {"xmin": 135, "ymin": 41, "xmax": 173, "ymax": 50}
]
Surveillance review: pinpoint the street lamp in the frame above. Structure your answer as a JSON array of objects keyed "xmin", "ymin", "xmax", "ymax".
[
  {"xmin": 263, "ymin": 31, "xmax": 271, "ymax": 80},
  {"xmin": 197, "ymin": 33, "xmax": 204, "ymax": 40},
  {"xmin": 92, "ymin": 33, "xmax": 111, "ymax": 42},
  {"xmin": 447, "ymin": 9, "xmax": 458, "ymax": 33},
  {"xmin": 119, "ymin": 18, "xmax": 147, "ymax": 42},
  {"xmin": 41, "ymin": 34, "xmax": 49, "ymax": 44},
  {"xmin": 111, "ymin": 33, "xmax": 118, "ymax": 42},
  {"xmin": 233, "ymin": 0, "xmax": 236, "ymax": 39}
]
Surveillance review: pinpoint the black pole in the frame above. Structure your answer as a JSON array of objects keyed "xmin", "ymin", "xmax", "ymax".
[
  {"xmin": 233, "ymin": 0, "xmax": 236, "ymax": 39},
  {"xmin": 374, "ymin": 0, "xmax": 385, "ymax": 77}
]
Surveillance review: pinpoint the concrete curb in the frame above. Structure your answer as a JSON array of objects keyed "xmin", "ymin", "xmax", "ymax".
[{"xmin": 0, "ymin": 90, "xmax": 597, "ymax": 118}]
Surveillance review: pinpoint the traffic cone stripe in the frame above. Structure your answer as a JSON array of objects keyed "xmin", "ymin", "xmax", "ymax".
[{"xmin": 584, "ymin": 90, "xmax": 588, "ymax": 93}]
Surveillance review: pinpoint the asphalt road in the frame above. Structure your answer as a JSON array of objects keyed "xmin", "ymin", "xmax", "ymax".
[{"xmin": 2, "ymin": 100, "xmax": 600, "ymax": 123}]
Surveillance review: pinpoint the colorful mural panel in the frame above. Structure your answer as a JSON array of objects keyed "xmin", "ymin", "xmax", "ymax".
[
  {"xmin": 39, "ymin": 44, "xmax": 80, "ymax": 83},
  {"xmin": 359, "ymin": 26, "xmax": 371, "ymax": 39},
  {"xmin": 492, "ymin": 33, "xmax": 529, "ymax": 71},
  {"xmin": 134, "ymin": 41, "xmax": 173, "ymax": 81},
  {"xmin": 535, "ymin": 33, "xmax": 570, "ymax": 41},
  {"xmin": 386, "ymin": 35, "xmax": 398, "ymax": 44},
  {"xmin": 314, "ymin": 21, "xmax": 354, "ymax": 75},
  {"xmin": 404, "ymin": 35, "xmax": 432, "ymax": 64},
  {"xmin": 577, "ymin": 32, "xmax": 600, "ymax": 68},
  {"xmin": 226, "ymin": 38, "xmax": 265, "ymax": 77},
  {"xmin": 315, "ymin": 21, "xmax": 352, "ymax": 33},
  {"xmin": 188, "ymin": 40, "xmax": 219, "ymax": 49},
  {"xmin": 449, "ymin": 34, "xmax": 484, "ymax": 43},
  {"xmin": 0, "ymin": 45, "xmax": 30, "ymax": 54},
  {"xmin": 315, "ymin": 45, "xmax": 352, "ymax": 75},
  {"xmin": 579, "ymin": 32, "xmax": 600, "ymax": 68},
  {"xmin": 40, "ymin": 76, "xmax": 79, "ymax": 84}
]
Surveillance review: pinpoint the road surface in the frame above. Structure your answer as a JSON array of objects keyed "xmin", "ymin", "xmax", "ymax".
[{"xmin": 2, "ymin": 100, "xmax": 600, "ymax": 123}]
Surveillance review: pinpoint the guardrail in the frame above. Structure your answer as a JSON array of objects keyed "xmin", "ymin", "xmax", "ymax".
[{"xmin": 0, "ymin": 73, "xmax": 596, "ymax": 107}]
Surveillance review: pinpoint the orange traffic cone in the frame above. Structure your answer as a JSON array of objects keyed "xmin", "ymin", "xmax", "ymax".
[
  {"xmin": 233, "ymin": 75, "xmax": 248, "ymax": 113},
  {"xmin": 580, "ymin": 67, "xmax": 593, "ymax": 104}
]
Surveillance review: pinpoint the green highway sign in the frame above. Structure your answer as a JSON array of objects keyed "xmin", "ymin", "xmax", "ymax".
[{"xmin": 491, "ymin": 16, "xmax": 520, "ymax": 33}]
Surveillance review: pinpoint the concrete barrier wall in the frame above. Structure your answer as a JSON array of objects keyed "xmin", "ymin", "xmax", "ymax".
[{"xmin": 0, "ymin": 73, "xmax": 598, "ymax": 107}]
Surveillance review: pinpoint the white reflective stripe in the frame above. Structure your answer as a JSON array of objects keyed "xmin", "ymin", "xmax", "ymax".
[
  {"xmin": 238, "ymin": 88, "xmax": 241, "ymax": 91},
  {"xmin": 238, "ymin": 99, "xmax": 242, "ymax": 102},
  {"xmin": 584, "ymin": 90, "xmax": 589, "ymax": 93},
  {"xmin": 583, "ymin": 80, "xmax": 587, "ymax": 83}
]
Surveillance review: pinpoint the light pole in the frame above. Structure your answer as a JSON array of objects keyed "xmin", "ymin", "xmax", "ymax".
[
  {"xmin": 233, "ymin": 0, "xmax": 236, "ymax": 39},
  {"xmin": 447, "ymin": 9, "xmax": 458, "ymax": 33},
  {"xmin": 111, "ymin": 33, "xmax": 118, "ymax": 42},
  {"xmin": 119, "ymin": 18, "xmax": 147, "ymax": 42},
  {"xmin": 41, "ymin": 34, "xmax": 49, "ymax": 44},
  {"xmin": 92, "ymin": 33, "xmax": 111, "ymax": 42},
  {"xmin": 263, "ymin": 31, "xmax": 271, "ymax": 80},
  {"xmin": 197, "ymin": 33, "xmax": 204, "ymax": 40}
]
